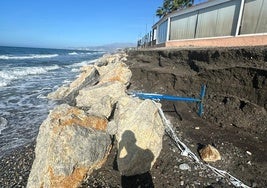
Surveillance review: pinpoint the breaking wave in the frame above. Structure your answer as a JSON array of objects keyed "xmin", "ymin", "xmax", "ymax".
[
  {"xmin": 66, "ymin": 59, "xmax": 97, "ymax": 68},
  {"xmin": 68, "ymin": 51, "xmax": 105, "ymax": 56},
  {"xmin": 0, "ymin": 54, "xmax": 59, "ymax": 60},
  {"xmin": 68, "ymin": 52, "xmax": 78, "ymax": 55},
  {"xmin": 0, "ymin": 65, "xmax": 61, "ymax": 87}
]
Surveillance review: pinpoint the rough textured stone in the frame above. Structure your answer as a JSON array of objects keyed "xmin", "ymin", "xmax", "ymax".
[
  {"xmin": 107, "ymin": 120, "xmax": 118, "ymax": 135},
  {"xmin": 47, "ymin": 86, "xmax": 69, "ymax": 100},
  {"xmin": 47, "ymin": 66, "xmax": 99, "ymax": 103},
  {"xmin": 27, "ymin": 104, "xmax": 111, "ymax": 188},
  {"xmin": 76, "ymin": 81, "xmax": 127, "ymax": 118},
  {"xmin": 113, "ymin": 96, "xmax": 164, "ymax": 176},
  {"xmin": 199, "ymin": 144, "xmax": 221, "ymax": 162},
  {"xmin": 96, "ymin": 62, "xmax": 132, "ymax": 85},
  {"xmin": 95, "ymin": 53, "xmax": 127, "ymax": 66},
  {"xmin": 68, "ymin": 66, "xmax": 98, "ymax": 90}
]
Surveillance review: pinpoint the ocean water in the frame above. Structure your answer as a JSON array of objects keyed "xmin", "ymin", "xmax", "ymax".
[{"xmin": 0, "ymin": 46, "xmax": 105, "ymax": 158}]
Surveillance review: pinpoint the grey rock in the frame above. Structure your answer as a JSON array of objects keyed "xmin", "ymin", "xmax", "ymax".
[
  {"xmin": 27, "ymin": 104, "xmax": 111, "ymax": 188},
  {"xmin": 48, "ymin": 66, "xmax": 99, "ymax": 105},
  {"xmin": 96, "ymin": 61, "xmax": 132, "ymax": 85},
  {"xmin": 95, "ymin": 53, "xmax": 128, "ymax": 67},
  {"xmin": 76, "ymin": 81, "xmax": 127, "ymax": 118},
  {"xmin": 114, "ymin": 96, "xmax": 164, "ymax": 176},
  {"xmin": 107, "ymin": 120, "xmax": 118, "ymax": 135}
]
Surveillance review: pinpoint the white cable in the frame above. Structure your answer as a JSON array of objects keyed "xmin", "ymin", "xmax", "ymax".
[{"xmin": 153, "ymin": 101, "xmax": 251, "ymax": 188}]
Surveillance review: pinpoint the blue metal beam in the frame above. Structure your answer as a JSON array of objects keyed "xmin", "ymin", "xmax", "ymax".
[{"xmin": 130, "ymin": 85, "xmax": 206, "ymax": 116}]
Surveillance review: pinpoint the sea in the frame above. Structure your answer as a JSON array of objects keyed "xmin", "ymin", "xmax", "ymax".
[{"xmin": 0, "ymin": 46, "xmax": 105, "ymax": 158}]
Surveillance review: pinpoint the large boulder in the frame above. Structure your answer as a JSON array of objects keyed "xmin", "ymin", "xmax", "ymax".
[
  {"xmin": 27, "ymin": 104, "xmax": 111, "ymax": 188},
  {"xmin": 76, "ymin": 81, "xmax": 127, "ymax": 118},
  {"xmin": 96, "ymin": 62, "xmax": 132, "ymax": 85},
  {"xmin": 95, "ymin": 53, "xmax": 127, "ymax": 66},
  {"xmin": 110, "ymin": 96, "xmax": 165, "ymax": 176},
  {"xmin": 47, "ymin": 66, "xmax": 99, "ymax": 103}
]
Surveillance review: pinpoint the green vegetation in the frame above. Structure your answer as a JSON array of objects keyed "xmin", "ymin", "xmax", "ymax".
[{"xmin": 156, "ymin": 0, "xmax": 194, "ymax": 18}]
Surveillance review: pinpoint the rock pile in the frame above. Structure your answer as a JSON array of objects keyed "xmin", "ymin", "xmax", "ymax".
[{"xmin": 27, "ymin": 52, "xmax": 165, "ymax": 187}]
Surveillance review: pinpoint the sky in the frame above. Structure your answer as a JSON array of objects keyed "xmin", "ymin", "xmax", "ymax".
[{"xmin": 0, "ymin": 0, "xmax": 206, "ymax": 48}]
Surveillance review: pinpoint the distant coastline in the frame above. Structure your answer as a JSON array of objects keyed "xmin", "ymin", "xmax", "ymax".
[{"xmin": 0, "ymin": 42, "xmax": 136, "ymax": 53}]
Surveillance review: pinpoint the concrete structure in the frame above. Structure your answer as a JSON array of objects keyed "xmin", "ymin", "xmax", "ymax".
[{"xmin": 138, "ymin": 0, "xmax": 267, "ymax": 48}]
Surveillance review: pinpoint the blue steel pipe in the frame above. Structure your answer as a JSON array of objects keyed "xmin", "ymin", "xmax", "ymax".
[
  {"xmin": 198, "ymin": 85, "xmax": 206, "ymax": 116},
  {"xmin": 131, "ymin": 93, "xmax": 201, "ymax": 102},
  {"xmin": 131, "ymin": 85, "xmax": 206, "ymax": 116}
]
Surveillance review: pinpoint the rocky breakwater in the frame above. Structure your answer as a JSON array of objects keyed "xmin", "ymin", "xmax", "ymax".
[{"xmin": 27, "ymin": 52, "xmax": 165, "ymax": 187}]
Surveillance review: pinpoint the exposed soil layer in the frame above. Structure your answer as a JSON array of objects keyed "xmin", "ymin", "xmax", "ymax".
[
  {"xmin": 82, "ymin": 46, "xmax": 267, "ymax": 187},
  {"xmin": 122, "ymin": 46, "xmax": 267, "ymax": 187}
]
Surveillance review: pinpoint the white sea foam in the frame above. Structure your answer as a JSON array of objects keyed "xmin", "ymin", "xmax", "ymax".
[
  {"xmin": 71, "ymin": 68, "xmax": 80, "ymax": 72},
  {"xmin": 0, "ymin": 54, "xmax": 59, "ymax": 60},
  {"xmin": 0, "ymin": 65, "xmax": 61, "ymax": 87},
  {"xmin": 0, "ymin": 117, "xmax": 8, "ymax": 134},
  {"xmin": 68, "ymin": 52, "xmax": 78, "ymax": 55},
  {"xmin": 68, "ymin": 51, "xmax": 105, "ymax": 56},
  {"xmin": 67, "ymin": 59, "xmax": 97, "ymax": 68},
  {"xmin": 37, "ymin": 94, "xmax": 47, "ymax": 99},
  {"xmin": 63, "ymin": 79, "xmax": 72, "ymax": 84},
  {"xmin": 91, "ymin": 51, "xmax": 105, "ymax": 55},
  {"xmin": 0, "ymin": 81, "xmax": 8, "ymax": 87}
]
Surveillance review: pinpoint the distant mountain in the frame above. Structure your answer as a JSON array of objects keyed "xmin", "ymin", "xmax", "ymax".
[{"xmin": 76, "ymin": 43, "xmax": 136, "ymax": 52}]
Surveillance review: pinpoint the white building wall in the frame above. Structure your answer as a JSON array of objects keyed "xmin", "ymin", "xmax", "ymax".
[{"xmin": 241, "ymin": 0, "xmax": 267, "ymax": 34}]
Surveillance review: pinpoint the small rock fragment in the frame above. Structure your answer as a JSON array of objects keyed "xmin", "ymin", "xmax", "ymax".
[
  {"xmin": 199, "ymin": 144, "xmax": 221, "ymax": 162},
  {"xmin": 179, "ymin": 163, "xmax": 190, "ymax": 171}
]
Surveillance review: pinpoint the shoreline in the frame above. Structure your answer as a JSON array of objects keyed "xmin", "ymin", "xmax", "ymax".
[
  {"xmin": 0, "ymin": 52, "xmax": 108, "ymax": 187},
  {"xmin": 0, "ymin": 141, "xmax": 36, "ymax": 186},
  {"xmin": 0, "ymin": 46, "xmax": 105, "ymax": 161},
  {"xmin": 0, "ymin": 52, "xmax": 108, "ymax": 186}
]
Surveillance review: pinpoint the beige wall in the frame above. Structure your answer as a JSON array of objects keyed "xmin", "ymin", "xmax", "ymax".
[{"xmin": 162, "ymin": 35, "xmax": 267, "ymax": 48}]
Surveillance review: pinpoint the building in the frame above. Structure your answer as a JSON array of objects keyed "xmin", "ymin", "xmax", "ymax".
[{"xmin": 139, "ymin": 0, "xmax": 267, "ymax": 48}]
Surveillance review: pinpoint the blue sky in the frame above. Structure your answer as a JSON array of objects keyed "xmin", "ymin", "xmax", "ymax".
[{"xmin": 0, "ymin": 0, "xmax": 206, "ymax": 48}]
